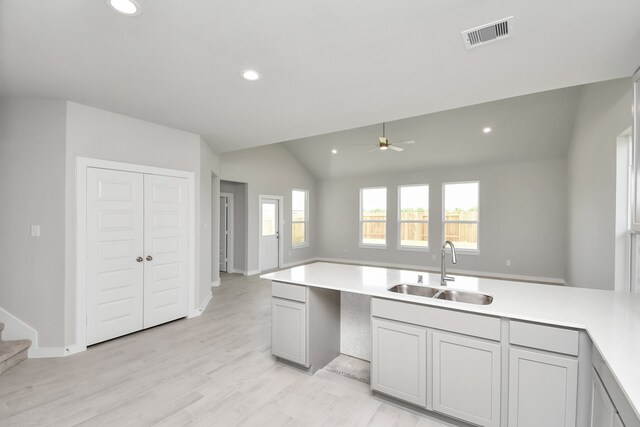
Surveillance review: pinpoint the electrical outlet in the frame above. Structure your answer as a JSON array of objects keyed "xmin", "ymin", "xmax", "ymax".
[
  {"xmin": 506, "ymin": 259, "xmax": 511, "ymax": 266},
  {"xmin": 30, "ymin": 225, "xmax": 40, "ymax": 238}
]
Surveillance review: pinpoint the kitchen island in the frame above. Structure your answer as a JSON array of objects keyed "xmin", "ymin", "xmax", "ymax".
[{"xmin": 262, "ymin": 261, "xmax": 640, "ymax": 427}]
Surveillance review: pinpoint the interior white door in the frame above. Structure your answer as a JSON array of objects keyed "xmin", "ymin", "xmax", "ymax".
[
  {"xmin": 259, "ymin": 198, "xmax": 279, "ymax": 271},
  {"xmin": 143, "ymin": 174, "xmax": 189, "ymax": 328},
  {"xmin": 219, "ymin": 196, "xmax": 228, "ymax": 272},
  {"xmin": 86, "ymin": 168, "xmax": 144, "ymax": 345}
]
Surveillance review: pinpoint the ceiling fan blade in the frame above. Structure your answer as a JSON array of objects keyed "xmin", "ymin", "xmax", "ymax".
[
  {"xmin": 368, "ymin": 147, "xmax": 380, "ymax": 152},
  {"xmin": 398, "ymin": 140, "xmax": 415, "ymax": 145},
  {"xmin": 389, "ymin": 145, "xmax": 404, "ymax": 152}
]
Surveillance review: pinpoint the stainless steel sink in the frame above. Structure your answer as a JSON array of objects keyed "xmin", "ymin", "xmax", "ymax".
[
  {"xmin": 434, "ymin": 289, "xmax": 493, "ymax": 305},
  {"xmin": 388, "ymin": 284, "xmax": 493, "ymax": 305},
  {"xmin": 388, "ymin": 284, "xmax": 441, "ymax": 298}
]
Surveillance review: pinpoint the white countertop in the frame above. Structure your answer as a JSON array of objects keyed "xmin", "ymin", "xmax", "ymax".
[{"xmin": 262, "ymin": 261, "xmax": 640, "ymax": 418}]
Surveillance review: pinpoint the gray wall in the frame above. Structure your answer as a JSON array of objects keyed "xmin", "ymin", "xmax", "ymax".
[
  {"xmin": 221, "ymin": 180, "xmax": 248, "ymax": 273},
  {"xmin": 566, "ymin": 78, "xmax": 633, "ymax": 289},
  {"xmin": 317, "ymin": 158, "xmax": 568, "ymax": 282},
  {"xmin": 221, "ymin": 144, "xmax": 317, "ymax": 273},
  {"xmin": 0, "ymin": 98, "xmax": 68, "ymax": 347},
  {"xmin": 64, "ymin": 102, "xmax": 220, "ymax": 346}
]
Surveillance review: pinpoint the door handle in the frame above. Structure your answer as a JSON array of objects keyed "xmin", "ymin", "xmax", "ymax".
[
  {"xmin": 146, "ymin": 255, "xmax": 153, "ymax": 261},
  {"xmin": 136, "ymin": 257, "xmax": 143, "ymax": 263}
]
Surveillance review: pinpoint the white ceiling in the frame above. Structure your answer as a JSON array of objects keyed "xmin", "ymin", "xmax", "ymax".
[
  {"xmin": 283, "ymin": 85, "xmax": 583, "ymax": 178},
  {"xmin": 1, "ymin": 1, "xmax": 639, "ymax": 154}
]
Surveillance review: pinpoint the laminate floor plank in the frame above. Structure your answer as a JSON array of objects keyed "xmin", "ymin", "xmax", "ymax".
[{"xmin": 0, "ymin": 273, "xmax": 450, "ymax": 427}]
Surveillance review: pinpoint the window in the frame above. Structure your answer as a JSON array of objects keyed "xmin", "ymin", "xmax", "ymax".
[
  {"xmin": 398, "ymin": 185, "xmax": 429, "ymax": 249},
  {"xmin": 360, "ymin": 187, "xmax": 387, "ymax": 246},
  {"xmin": 443, "ymin": 182, "xmax": 479, "ymax": 251},
  {"xmin": 291, "ymin": 189, "xmax": 308, "ymax": 247}
]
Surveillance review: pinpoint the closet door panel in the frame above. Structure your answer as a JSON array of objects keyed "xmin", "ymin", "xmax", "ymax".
[
  {"xmin": 87, "ymin": 168, "xmax": 144, "ymax": 345},
  {"xmin": 143, "ymin": 174, "xmax": 189, "ymax": 328}
]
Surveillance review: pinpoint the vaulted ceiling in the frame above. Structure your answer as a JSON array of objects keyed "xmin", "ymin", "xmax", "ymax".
[{"xmin": 1, "ymin": 0, "xmax": 639, "ymax": 153}]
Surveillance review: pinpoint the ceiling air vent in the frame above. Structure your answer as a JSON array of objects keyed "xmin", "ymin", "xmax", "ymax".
[{"xmin": 461, "ymin": 17, "xmax": 513, "ymax": 49}]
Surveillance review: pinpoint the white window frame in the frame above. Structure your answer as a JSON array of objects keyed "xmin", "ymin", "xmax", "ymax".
[
  {"xmin": 397, "ymin": 184, "xmax": 429, "ymax": 251},
  {"xmin": 442, "ymin": 181, "xmax": 480, "ymax": 254},
  {"xmin": 291, "ymin": 188, "xmax": 309, "ymax": 248},
  {"xmin": 359, "ymin": 186, "xmax": 387, "ymax": 248}
]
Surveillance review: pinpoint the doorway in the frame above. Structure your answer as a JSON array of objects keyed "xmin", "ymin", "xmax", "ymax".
[
  {"xmin": 219, "ymin": 193, "xmax": 234, "ymax": 273},
  {"xmin": 259, "ymin": 195, "xmax": 283, "ymax": 272}
]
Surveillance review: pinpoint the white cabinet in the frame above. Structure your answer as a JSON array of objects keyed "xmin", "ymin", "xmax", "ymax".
[
  {"xmin": 432, "ymin": 331, "xmax": 501, "ymax": 427},
  {"xmin": 508, "ymin": 347, "xmax": 578, "ymax": 427},
  {"xmin": 271, "ymin": 298, "xmax": 307, "ymax": 366},
  {"xmin": 371, "ymin": 317, "xmax": 427, "ymax": 407},
  {"xmin": 271, "ymin": 282, "xmax": 340, "ymax": 372},
  {"xmin": 592, "ymin": 368, "xmax": 619, "ymax": 427}
]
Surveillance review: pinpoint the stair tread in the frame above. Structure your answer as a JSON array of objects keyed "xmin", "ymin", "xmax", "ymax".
[{"xmin": 0, "ymin": 339, "xmax": 31, "ymax": 364}]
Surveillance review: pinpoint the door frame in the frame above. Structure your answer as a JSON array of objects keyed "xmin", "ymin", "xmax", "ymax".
[
  {"xmin": 74, "ymin": 157, "xmax": 195, "ymax": 354},
  {"xmin": 258, "ymin": 194, "xmax": 283, "ymax": 272},
  {"xmin": 220, "ymin": 192, "xmax": 234, "ymax": 273}
]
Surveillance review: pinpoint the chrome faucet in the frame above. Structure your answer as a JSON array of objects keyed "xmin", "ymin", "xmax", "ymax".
[{"xmin": 441, "ymin": 240, "xmax": 457, "ymax": 286}]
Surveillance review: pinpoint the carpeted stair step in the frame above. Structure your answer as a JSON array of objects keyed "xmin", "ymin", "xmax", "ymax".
[{"xmin": 0, "ymin": 339, "xmax": 31, "ymax": 375}]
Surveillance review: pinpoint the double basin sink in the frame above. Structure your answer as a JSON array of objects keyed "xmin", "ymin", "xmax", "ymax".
[{"xmin": 388, "ymin": 283, "xmax": 493, "ymax": 305}]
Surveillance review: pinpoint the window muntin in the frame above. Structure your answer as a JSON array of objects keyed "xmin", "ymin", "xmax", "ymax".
[
  {"xmin": 443, "ymin": 182, "xmax": 479, "ymax": 250},
  {"xmin": 399, "ymin": 185, "xmax": 429, "ymax": 248},
  {"xmin": 292, "ymin": 189, "xmax": 308, "ymax": 247},
  {"xmin": 360, "ymin": 187, "xmax": 387, "ymax": 246}
]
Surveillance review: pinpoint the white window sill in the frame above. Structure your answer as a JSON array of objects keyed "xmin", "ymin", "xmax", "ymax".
[
  {"xmin": 292, "ymin": 243, "xmax": 309, "ymax": 249},
  {"xmin": 453, "ymin": 249, "xmax": 480, "ymax": 256},
  {"xmin": 359, "ymin": 243, "xmax": 388, "ymax": 250},
  {"xmin": 397, "ymin": 246, "xmax": 430, "ymax": 252}
]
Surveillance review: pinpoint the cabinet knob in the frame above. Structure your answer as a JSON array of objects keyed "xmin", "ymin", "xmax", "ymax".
[
  {"xmin": 136, "ymin": 257, "xmax": 143, "ymax": 263},
  {"xmin": 146, "ymin": 255, "xmax": 153, "ymax": 261}
]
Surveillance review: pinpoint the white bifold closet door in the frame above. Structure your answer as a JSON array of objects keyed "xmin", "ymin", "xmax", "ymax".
[{"xmin": 86, "ymin": 168, "xmax": 188, "ymax": 345}]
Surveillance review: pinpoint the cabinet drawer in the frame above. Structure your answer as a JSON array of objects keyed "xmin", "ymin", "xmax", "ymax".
[
  {"xmin": 509, "ymin": 320, "xmax": 579, "ymax": 356},
  {"xmin": 272, "ymin": 281, "xmax": 307, "ymax": 302},
  {"xmin": 371, "ymin": 298, "xmax": 500, "ymax": 341}
]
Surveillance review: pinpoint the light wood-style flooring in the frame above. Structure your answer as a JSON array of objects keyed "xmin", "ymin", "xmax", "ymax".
[{"xmin": 0, "ymin": 273, "xmax": 451, "ymax": 426}]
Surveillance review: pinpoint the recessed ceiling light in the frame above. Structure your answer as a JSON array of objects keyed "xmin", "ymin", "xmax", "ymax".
[
  {"xmin": 106, "ymin": 0, "xmax": 141, "ymax": 16},
  {"xmin": 331, "ymin": 149, "xmax": 338, "ymax": 154},
  {"xmin": 241, "ymin": 70, "xmax": 261, "ymax": 81},
  {"xmin": 483, "ymin": 127, "xmax": 492, "ymax": 134}
]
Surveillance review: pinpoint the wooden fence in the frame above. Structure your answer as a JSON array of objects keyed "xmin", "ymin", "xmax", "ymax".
[{"xmin": 362, "ymin": 213, "xmax": 477, "ymax": 245}]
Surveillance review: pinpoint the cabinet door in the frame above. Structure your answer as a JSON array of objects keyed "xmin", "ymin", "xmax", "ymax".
[
  {"xmin": 271, "ymin": 298, "xmax": 307, "ymax": 366},
  {"xmin": 509, "ymin": 348, "xmax": 578, "ymax": 427},
  {"xmin": 432, "ymin": 331, "xmax": 501, "ymax": 427},
  {"xmin": 591, "ymin": 368, "xmax": 619, "ymax": 427},
  {"xmin": 371, "ymin": 317, "xmax": 426, "ymax": 407}
]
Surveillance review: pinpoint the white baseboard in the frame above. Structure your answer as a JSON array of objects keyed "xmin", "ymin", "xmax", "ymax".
[
  {"xmin": 245, "ymin": 269, "xmax": 261, "ymax": 276},
  {"xmin": 211, "ymin": 280, "xmax": 221, "ymax": 287},
  {"xmin": 193, "ymin": 291, "xmax": 212, "ymax": 316},
  {"xmin": 315, "ymin": 257, "xmax": 565, "ymax": 285},
  {"xmin": 280, "ymin": 258, "xmax": 317, "ymax": 269},
  {"xmin": 0, "ymin": 306, "xmax": 76, "ymax": 358}
]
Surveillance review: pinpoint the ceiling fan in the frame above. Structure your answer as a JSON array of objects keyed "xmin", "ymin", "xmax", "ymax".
[{"xmin": 360, "ymin": 123, "xmax": 414, "ymax": 152}]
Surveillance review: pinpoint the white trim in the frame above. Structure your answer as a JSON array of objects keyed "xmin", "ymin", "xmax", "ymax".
[
  {"xmin": 76, "ymin": 157, "xmax": 196, "ymax": 352},
  {"xmin": 211, "ymin": 280, "xmax": 221, "ymax": 287},
  {"xmin": 220, "ymin": 192, "xmax": 234, "ymax": 273},
  {"xmin": 314, "ymin": 257, "xmax": 565, "ymax": 285},
  {"xmin": 0, "ymin": 306, "xmax": 76, "ymax": 358},
  {"xmin": 396, "ymin": 246, "xmax": 430, "ymax": 252},
  {"xmin": 245, "ymin": 269, "xmax": 261, "ymax": 276},
  {"xmin": 359, "ymin": 243, "xmax": 388, "ymax": 249},
  {"xmin": 280, "ymin": 258, "xmax": 317, "ymax": 269},
  {"xmin": 258, "ymin": 194, "xmax": 284, "ymax": 272},
  {"xmin": 615, "ymin": 129, "xmax": 632, "ymax": 292},
  {"xmin": 193, "ymin": 291, "xmax": 213, "ymax": 316}
]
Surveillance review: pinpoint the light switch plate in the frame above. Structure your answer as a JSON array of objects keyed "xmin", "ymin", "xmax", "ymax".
[{"xmin": 30, "ymin": 225, "xmax": 40, "ymax": 238}]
